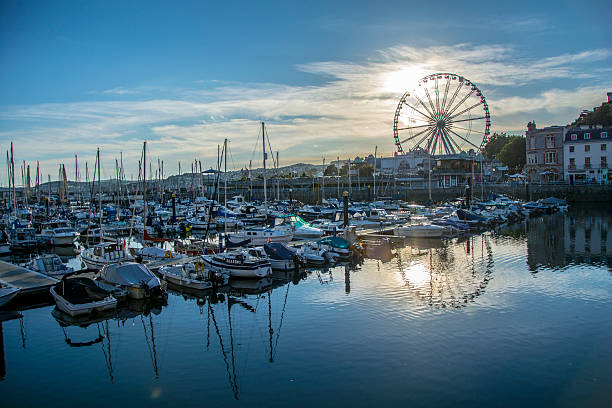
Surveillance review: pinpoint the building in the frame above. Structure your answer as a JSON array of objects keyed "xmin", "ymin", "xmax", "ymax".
[
  {"xmin": 564, "ymin": 126, "xmax": 610, "ymax": 184},
  {"xmin": 525, "ymin": 122, "xmax": 565, "ymax": 183},
  {"xmin": 378, "ymin": 149, "xmax": 429, "ymax": 176}
]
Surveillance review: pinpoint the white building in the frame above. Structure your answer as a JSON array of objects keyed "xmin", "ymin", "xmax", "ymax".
[
  {"xmin": 379, "ymin": 150, "xmax": 429, "ymax": 175},
  {"xmin": 564, "ymin": 126, "xmax": 611, "ymax": 184}
]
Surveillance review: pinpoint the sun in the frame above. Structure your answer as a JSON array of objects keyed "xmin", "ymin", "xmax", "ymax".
[{"xmin": 381, "ymin": 67, "xmax": 427, "ymax": 95}]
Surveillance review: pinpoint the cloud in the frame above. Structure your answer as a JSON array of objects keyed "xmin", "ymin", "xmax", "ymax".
[{"xmin": 0, "ymin": 43, "xmax": 610, "ymax": 179}]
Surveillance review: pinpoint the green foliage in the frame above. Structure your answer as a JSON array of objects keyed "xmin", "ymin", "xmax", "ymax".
[
  {"xmin": 498, "ymin": 136, "xmax": 526, "ymax": 173},
  {"xmin": 324, "ymin": 164, "xmax": 338, "ymax": 176},
  {"xmin": 358, "ymin": 164, "xmax": 373, "ymax": 177},
  {"xmin": 483, "ymin": 133, "xmax": 510, "ymax": 159},
  {"xmin": 571, "ymin": 102, "xmax": 612, "ymax": 127}
]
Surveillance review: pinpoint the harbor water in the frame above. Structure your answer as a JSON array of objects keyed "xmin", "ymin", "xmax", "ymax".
[{"xmin": 1, "ymin": 205, "xmax": 611, "ymax": 407}]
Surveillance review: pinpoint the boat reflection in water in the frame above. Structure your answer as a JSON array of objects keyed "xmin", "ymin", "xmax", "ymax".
[
  {"xmin": 395, "ymin": 234, "xmax": 494, "ymax": 309},
  {"xmin": 51, "ymin": 298, "xmax": 165, "ymax": 382}
]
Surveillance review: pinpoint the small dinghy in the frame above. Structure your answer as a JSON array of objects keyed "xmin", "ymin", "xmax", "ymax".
[
  {"xmin": 28, "ymin": 254, "xmax": 74, "ymax": 278},
  {"xmin": 98, "ymin": 262, "xmax": 165, "ymax": 300},
  {"xmin": 50, "ymin": 276, "xmax": 117, "ymax": 316},
  {"xmin": 0, "ymin": 281, "xmax": 20, "ymax": 308}
]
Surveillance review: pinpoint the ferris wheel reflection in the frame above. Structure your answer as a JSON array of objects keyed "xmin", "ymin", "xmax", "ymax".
[{"xmin": 396, "ymin": 234, "xmax": 494, "ymax": 309}]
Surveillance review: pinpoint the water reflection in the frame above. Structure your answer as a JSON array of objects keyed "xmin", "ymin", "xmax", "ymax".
[
  {"xmin": 526, "ymin": 205, "xmax": 612, "ymax": 271},
  {"xmin": 395, "ymin": 234, "xmax": 494, "ymax": 309}
]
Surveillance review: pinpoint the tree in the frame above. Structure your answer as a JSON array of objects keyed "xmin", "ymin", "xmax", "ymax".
[
  {"xmin": 323, "ymin": 164, "xmax": 338, "ymax": 176},
  {"xmin": 482, "ymin": 132, "xmax": 510, "ymax": 159},
  {"xmin": 498, "ymin": 136, "xmax": 526, "ymax": 173},
  {"xmin": 571, "ymin": 102, "xmax": 612, "ymax": 127},
  {"xmin": 358, "ymin": 164, "xmax": 373, "ymax": 177}
]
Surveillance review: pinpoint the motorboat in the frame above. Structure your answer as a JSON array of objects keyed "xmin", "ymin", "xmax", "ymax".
[
  {"xmin": 394, "ymin": 223, "xmax": 449, "ymax": 238},
  {"xmin": 27, "ymin": 254, "xmax": 74, "ymax": 277},
  {"xmin": 274, "ymin": 215, "xmax": 324, "ymax": 239},
  {"xmin": 80, "ymin": 241, "xmax": 133, "ymax": 269},
  {"xmin": 0, "ymin": 281, "xmax": 20, "ymax": 307},
  {"xmin": 97, "ymin": 262, "xmax": 165, "ymax": 300},
  {"xmin": 8, "ymin": 226, "xmax": 37, "ymax": 251},
  {"xmin": 259, "ymin": 242, "xmax": 305, "ymax": 271},
  {"xmin": 134, "ymin": 246, "xmax": 186, "ymax": 262},
  {"xmin": 203, "ymin": 250, "xmax": 272, "ymax": 278},
  {"xmin": 312, "ymin": 236, "xmax": 352, "ymax": 260},
  {"xmin": 158, "ymin": 259, "xmax": 228, "ymax": 291},
  {"xmin": 38, "ymin": 220, "xmax": 79, "ymax": 246},
  {"xmin": 49, "ymin": 276, "xmax": 117, "ymax": 316},
  {"xmin": 226, "ymin": 227, "xmax": 293, "ymax": 246}
]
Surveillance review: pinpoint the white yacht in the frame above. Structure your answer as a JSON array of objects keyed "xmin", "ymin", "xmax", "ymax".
[
  {"xmin": 80, "ymin": 241, "xmax": 133, "ymax": 269},
  {"xmin": 203, "ymin": 250, "xmax": 272, "ymax": 278}
]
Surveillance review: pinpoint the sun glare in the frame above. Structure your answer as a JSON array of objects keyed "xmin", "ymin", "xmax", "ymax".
[{"xmin": 381, "ymin": 68, "xmax": 427, "ymax": 94}]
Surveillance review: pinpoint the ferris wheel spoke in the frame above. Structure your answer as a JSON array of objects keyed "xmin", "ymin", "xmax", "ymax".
[
  {"xmin": 449, "ymin": 124, "xmax": 486, "ymax": 134},
  {"xmin": 439, "ymin": 129, "xmax": 452, "ymax": 155},
  {"xmin": 446, "ymin": 88, "xmax": 475, "ymax": 117},
  {"xmin": 446, "ymin": 128, "xmax": 480, "ymax": 150},
  {"xmin": 442, "ymin": 128, "xmax": 460, "ymax": 154},
  {"xmin": 424, "ymin": 129, "xmax": 436, "ymax": 154},
  {"xmin": 411, "ymin": 94, "xmax": 436, "ymax": 120},
  {"xmin": 444, "ymin": 130, "xmax": 457, "ymax": 155},
  {"xmin": 440, "ymin": 78, "xmax": 451, "ymax": 115},
  {"xmin": 449, "ymin": 101, "xmax": 484, "ymax": 120},
  {"xmin": 399, "ymin": 126, "xmax": 432, "ymax": 144},
  {"xmin": 444, "ymin": 80, "xmax": 464, "ymax": 118},
  {"xmin": 423, "ymin": 87, "xmax": 438, "ymax": 119},
  {"xmin": 404, "ymin": 102, "xmax": 434, "ymax": 122},
  {"xmin": 434, "ymin": 77, "xmax": 441, "ymax": 118},
  {"xmin": 396, "ymin": 123, "xmax": 433, "ymax": 132},
  {"xmin": 414, "ymin": 128, "xmax": 435, "ymax": 150},
  {"xmin": 449, "ymin": 116, "xmax": 488, "ymax": 124}
]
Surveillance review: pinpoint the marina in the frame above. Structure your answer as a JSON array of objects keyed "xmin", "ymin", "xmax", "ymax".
[
  {"xmin": 0, "ymin": 204, "xmax": 610, "ymax": 407},
  {"xmin": 1, "ymin": 2, "xmax": 611, "ymax": 406}
]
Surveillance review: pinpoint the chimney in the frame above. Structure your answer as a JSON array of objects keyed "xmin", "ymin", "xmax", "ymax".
[{"xmin": 527, "ymin": 121, "xmax": 536, "ymax": 132}]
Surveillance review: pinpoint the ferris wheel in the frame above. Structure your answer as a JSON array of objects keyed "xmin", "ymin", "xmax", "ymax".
[{"xmin": 393, "ymin": 73, "xmax": 491, "ymax": 155}]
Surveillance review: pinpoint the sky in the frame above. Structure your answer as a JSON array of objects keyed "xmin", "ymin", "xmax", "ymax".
[{"xmin": 1, "ymin": 0, "xmax": 611, "ymax": 182}]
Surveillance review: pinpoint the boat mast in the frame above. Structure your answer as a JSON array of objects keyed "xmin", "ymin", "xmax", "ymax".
[
  {"xmin": 143, "ymin": 141, "xmax": 147, "ymax": 230},
  {"xmin": 262, "ymin": 122, "xmax": 268, "ymax": 220},
  {"xmin": 224, "ymin": 138, "xmax": 228, "ymax": 236},
  {"xmin": 97, "ymin": 148, "xmax": 102, "ymax": 243}
]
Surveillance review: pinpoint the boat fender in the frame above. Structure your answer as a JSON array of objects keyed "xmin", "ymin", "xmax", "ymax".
[
  {"xmin": 164, "ymin": 250, "xmax": 173, "ymax": 259},
  {"xmin": 194, "ymin": 262, "xmax": 204, "ymax": 272}
]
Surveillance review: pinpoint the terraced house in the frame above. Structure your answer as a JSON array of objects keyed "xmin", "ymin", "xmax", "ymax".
[
  {"xmin": 525, "ymin": 122, "xmax": 565, "ymax": 183},
  {"xmin": 564, "ymin": 127, "xmax": 611, "ymax": 184}
]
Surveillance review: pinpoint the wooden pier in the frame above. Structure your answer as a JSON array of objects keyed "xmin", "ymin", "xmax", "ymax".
[{"xmin": 0, "ymin": 260, "xmax": 58, "ymax": 296}]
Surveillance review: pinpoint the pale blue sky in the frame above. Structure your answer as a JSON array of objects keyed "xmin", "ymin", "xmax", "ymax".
[{"xmin": 1, "ymin": 0, "xmax": 611, "ymax": 180}]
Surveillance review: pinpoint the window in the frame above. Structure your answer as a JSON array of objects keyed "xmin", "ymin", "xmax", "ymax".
[
  {"xmin": 602, "ymin": 144, "xmax": 607, "ymax": 151},
  {"xmin": 528, "ymin": 153, "xmax": 538, "ymax": 165},
  {"xmin": 585, "ymin": 145, "xmax": 591, "ymax": 152},
  {"xmin": 569, "ymin": 146, "xmax": 575, "ymax": 153},
  {"xmin": 584, "ymin": 133, "xmax": 591, "ymax": 140},
  {"xmin": 569, "ymin": 158, "xmax": 575, "ymax": 168},
  {"xmin": 529, "ymin": 137, "xmax": 535, "ymax": 149},
  {"xmin": 585, "ymin": 157, "xmax": 591, "ymax": 168},
  {"xmin": 545, "ymin": 151, "xmax": 557, "ymax": 164},
  {"xmin": 571, "ymin": 133, "xmax": 578, "ymax": 141},
  {"xmin": 602, "ymin": 132, "xmax": 608, "ymax": 139},
  {"xmin": 546, "ymin": 135, "xmax": 555, "ymax": 148},
  {"xmin": 602, "ymin": 157, "xmax": 608, "ymax": 168}
]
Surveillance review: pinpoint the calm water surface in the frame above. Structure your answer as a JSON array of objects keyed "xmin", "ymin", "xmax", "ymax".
[{"xmin": 1, "ymin": 206, "xmax": 611, "ymax": 407}]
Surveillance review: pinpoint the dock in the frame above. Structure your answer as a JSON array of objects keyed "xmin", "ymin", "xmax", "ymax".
[{"xmin": 0, "ymin": 260, "xmax": 58, "ymax": 296}]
